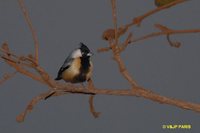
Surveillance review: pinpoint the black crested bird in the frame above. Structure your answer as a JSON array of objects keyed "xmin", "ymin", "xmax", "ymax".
[{"xmin": 55, "ymin": 43, "xmax": 93, "ymax": 83}]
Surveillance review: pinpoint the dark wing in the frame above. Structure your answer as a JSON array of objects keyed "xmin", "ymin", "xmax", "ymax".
[{"xmin": 55, "ymin": 55, "xmax": 73, "ymax": 80}]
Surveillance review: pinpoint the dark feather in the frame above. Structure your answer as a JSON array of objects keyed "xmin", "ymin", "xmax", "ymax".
[
  {"xmin": 55, "ymin": 53, "xmax": 74, "ymax": 80},
  {"xmin": 55, "ymin": 65, "xmax": 70, "ymax": 80},
  {"xmin": 72, "ymin": 56, "xmax": 90, "ymax": 83}
]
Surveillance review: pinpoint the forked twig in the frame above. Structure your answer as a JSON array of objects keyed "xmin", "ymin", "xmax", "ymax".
[
  {"xmin": 16, "ymin": 91, "xmax": 54, "ymax": 122},
  {"xmin": 109, "ymin": 0, "xmax": 138, "ymax": 87},
  {"xmin": 16, "ymin": 90, "xmax": 68, "ymax": 122},
  {"xmin": 98, "ymin": 27, "xmax": 200, "ymax": 52}
]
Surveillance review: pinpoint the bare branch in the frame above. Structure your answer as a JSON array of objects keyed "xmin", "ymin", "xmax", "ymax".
[
  {"xmin": 102, "ymin": 0, "xmax": 188, "ymax": 41},
  {"xmin": 133, "ymin": 0, "xmax": 188, "ymax": 26},
  {"xmin": 119, "ymin": 33, "xmax": 133, "ymax": 52},
  {"xmin": 1, "ymin": 43, "xmax": 200, "ymax": 121},
  {"xmin": 111, "ymin": 0, "xmax": 118, "ymax": 46},
  {"xmin": 99, "ymin": 27, "xmax": 200, "ymax": 51},
  {"xmin": 0, "ymin": 71, "xmax": 17, "ymax": 85},
  {"xmin": 112, "ymin": 54, "xmax": 138, "ymax": 87},
  {"xmin": 18, "ymin": 0, "xmax": 39, "ymax": 65},
  {"xmin": 16, "ymin": 90, "xmax": 69, "ymax": 122},
  {"xmin": 16, "ymin": 91, "xmax": 54, "ymax": 122},
  {"xmin": 131, "ymin": 28, "xmax": 200, "ymax": 44},
  {"xmin": 1, "ymin": 43, "xmax": 45, "ymax": 84},
  {"xmin": 108, "ymin": 0, "xmax": 139, "ymax": 87},
  {"xmin": 89, "ymin": 95, "xmax": 101, "ymax": 118},
  {"xmin": 97, "ymin": 47, "xmax": 111, "ymax": 53},
  {"xmin": 56, "ymin": 86, "xmax": 200, "ymax": 113}
]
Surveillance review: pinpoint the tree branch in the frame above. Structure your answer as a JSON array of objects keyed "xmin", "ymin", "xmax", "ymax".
[
  {"xmin": 98, "ymin": 25, "xmax": 200, "ymax": 52},
  {"xmin": 89, "ymin": 95, "xmax": 101, "ymax": 118},
  {"xmin": 0, "ymin": 71, "xmax": 17, "ymax": 85},
  {"xmin": 101, "ymin": 0, "xmax": 188, "ymax": 42},
  {"xmin": 16, "ymin": 90, "xmax": 66, "ymax": 123},
  {"xmin": 18, "ymin": 0, "xmax": 39, "ymax": 65},
  {"xmin": 131, "ymin": 27, "xmax": 200, "ymax": 44},
  {"xmin": 133, "ymin": 0, "xmax": 188, "ymax": 26},
  {"xmin": 109, "ymin": 0, "xmax": 138, "ymax": 87},
  {"xmin": 1, "ymin": 43, "xmax": 200, "ymax": 121}
]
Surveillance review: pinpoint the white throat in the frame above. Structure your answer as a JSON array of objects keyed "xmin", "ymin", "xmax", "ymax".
[{"xmin": 71, "ymin": 49, "xmax": 82, "ymax": 58}]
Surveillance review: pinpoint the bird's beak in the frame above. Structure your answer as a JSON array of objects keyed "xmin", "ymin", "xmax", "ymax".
[{"xmin": 87, "ymin": 52, "xmax": 94, "ymax": 56}]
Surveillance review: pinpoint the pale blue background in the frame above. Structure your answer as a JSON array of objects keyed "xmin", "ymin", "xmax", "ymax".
[{"xmin": 0, "ymin": 0, "xmax": 200, "ymax": 132}]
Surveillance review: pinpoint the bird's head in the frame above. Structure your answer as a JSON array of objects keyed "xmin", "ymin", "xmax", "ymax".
[
  {"xmin": 79, "ymin": 42, "xmax": 93, "ymax": 57},
  {"xmin": 71, "ymin": 43, "xmax": 93, "ymax": 59}
]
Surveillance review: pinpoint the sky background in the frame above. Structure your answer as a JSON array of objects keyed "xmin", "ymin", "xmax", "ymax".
[{"xmin": 0, "ymin": 0, "xmax": 200, "ymax": 132}]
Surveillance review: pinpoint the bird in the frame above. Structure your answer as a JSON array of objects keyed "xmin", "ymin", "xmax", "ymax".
[{"xmin": 55, "ymin": 43, "xmax": 93, "ymax": 83}]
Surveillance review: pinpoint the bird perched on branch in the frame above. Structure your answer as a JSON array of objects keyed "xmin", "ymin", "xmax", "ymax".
[{"xmin": 55, "ymin": 43, "xmax": 93, "ymax": 83}]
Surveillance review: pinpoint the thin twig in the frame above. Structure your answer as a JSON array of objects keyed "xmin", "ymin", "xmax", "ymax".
[
  {"xmin": 119, "ymin": 33, "xmax": 133, "ymax": 52},
  {"xmin": 0, "ymin": 71, "xmax": 17, "ymax": 85},
  {"xmin": 97, "ymin": 47, "xmax": 111, "ymax": 53},
  {"xmin": 133, "ymin": 0, "xmax": 188, "ymax": 26},
  {"xmin": 113, "ymin": 54, "xmax": 138, "ymax": 87},
  {"xmin": 98, "ymin": 28, "xmax": 200, "ymax": 52},
  {"xmin": 2, "ymin": 56, "xmax": 35, "ymax": 68},
  {"xmin": 109, "ymin": 0, "xmax": 138, "ymax": 87},
  {"xmin": 34, "ymin": 66, "xmax": 57, "ymax": 88},
  {"xmin": 131, "ymin": 29, "xmax": 200, "ymax": 43},
  {"xmin": 1, "ymin": 47, "xmax": 37, "ymax": 66},
  {"xmin": 18, "ymin": 0, "xmax": 39, "ymax": 65},
  {"xmin": 111, "ymin": 0, "xmax": 118, "ymax": 46},
  {"xmin": 16, "ymin": 91, "xmax": 54, "ymax": 122},
  {"xmin": 0, "ymin": 47, "xmax": 18, "ymax": 58},
  {"xmin": 1, "ymin": 43, "xmax": 45, "ymax": 84},
  {"xmin": 89, "ymin": 95, "xmax": 101, "ymax": 118},
  {"xmin": 101, "ymin": 0, "xmax": 188, "ymax": 43}
]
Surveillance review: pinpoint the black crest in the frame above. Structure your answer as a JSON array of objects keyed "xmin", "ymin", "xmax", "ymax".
[{"xmin": 79, "ymin": 42, "xmax": 90, "ymax": 55}]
